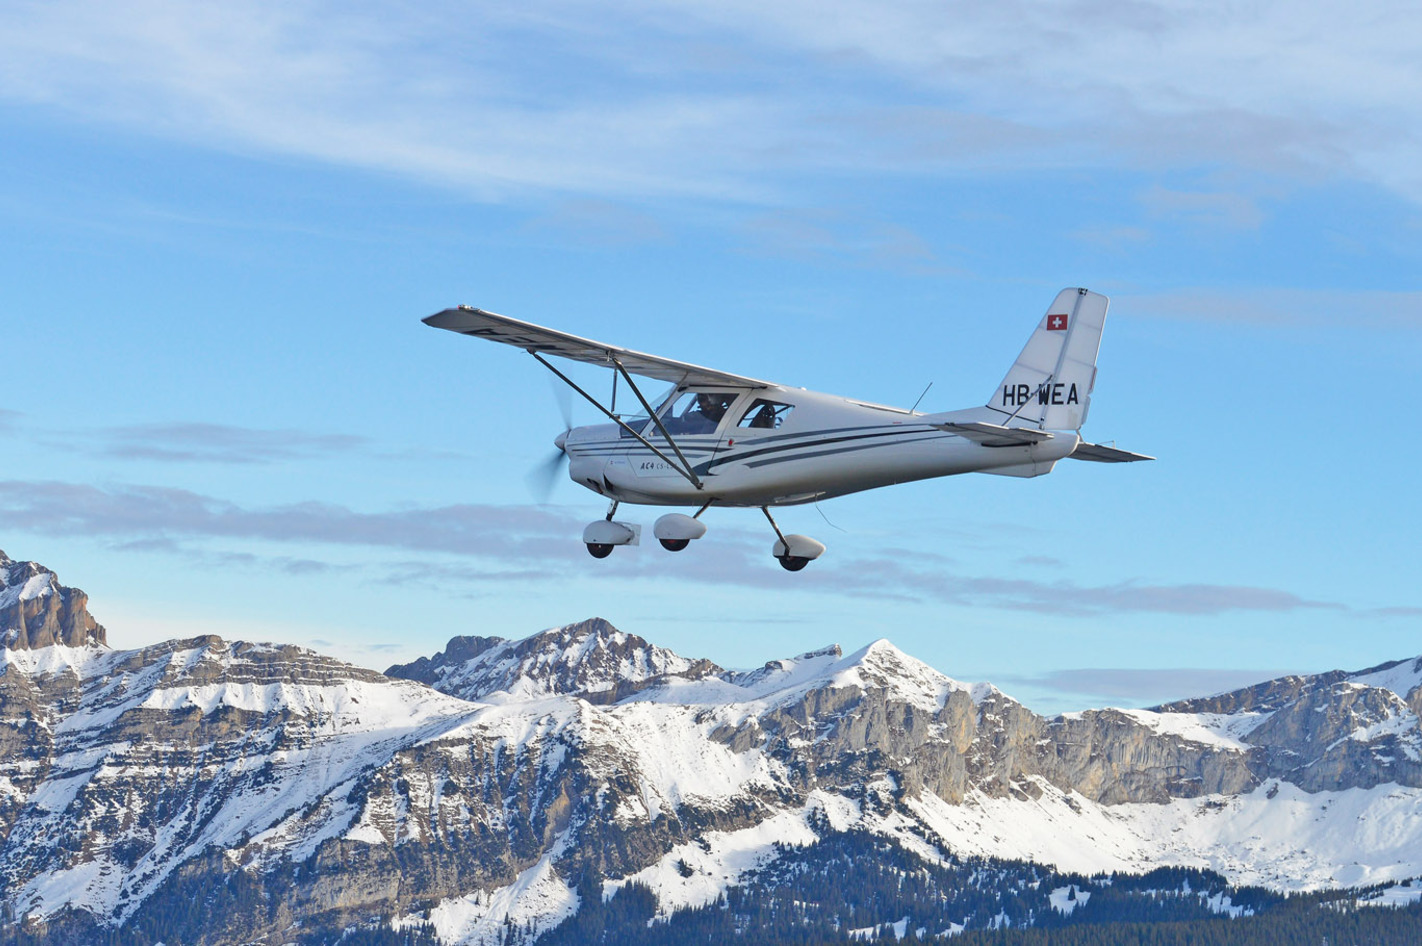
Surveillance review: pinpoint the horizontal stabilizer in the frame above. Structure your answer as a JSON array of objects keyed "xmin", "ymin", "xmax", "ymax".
[
  {"xmin": 933, "ymin": 422, "xmax": 1055, "ymax": 447},
  {"xmin": 1069, "ymin": 442, "xmax": 1154, "ymax": 463}
]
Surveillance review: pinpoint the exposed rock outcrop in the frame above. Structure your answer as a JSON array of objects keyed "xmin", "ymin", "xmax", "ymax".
[{"xmin": 0, "ymin": 551, "xmax": 105, "ymax": 650}]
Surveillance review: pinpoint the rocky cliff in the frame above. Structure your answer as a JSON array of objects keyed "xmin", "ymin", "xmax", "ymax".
[{"xmin": 0, "ymin": 551, "xmax": 105, "ymax": 649}]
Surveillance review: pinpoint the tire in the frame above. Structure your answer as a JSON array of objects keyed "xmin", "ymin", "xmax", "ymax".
[
  {"xmin": 659, "ymin": 538, "xmax": 690, "ymax": 552},
  {"xmin": 777, "ymin": 555, "xmax": 809, "ymax": 572},
  {"xmin": 586, "ymin": 543, "xmax": 614, "ymax": 559}
]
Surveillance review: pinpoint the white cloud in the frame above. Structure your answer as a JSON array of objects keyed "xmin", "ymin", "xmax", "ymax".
[{"xmin": 0, "ymin": 1, "xmax": 1418, "ymax": 203}]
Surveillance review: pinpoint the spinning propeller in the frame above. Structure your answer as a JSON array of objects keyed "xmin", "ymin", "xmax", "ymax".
[{"xmin": 526, "ymin": 377, "xmax": 574, "ymax": 501}]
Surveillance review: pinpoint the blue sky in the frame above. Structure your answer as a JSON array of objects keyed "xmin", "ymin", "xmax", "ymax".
[{"xmin": 2, "ymin": 0, "xmax": 1419, "ymax": 713}]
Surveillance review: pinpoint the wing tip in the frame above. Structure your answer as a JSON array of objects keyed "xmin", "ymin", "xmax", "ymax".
[{"xmin": 423, "ymin": 308, "xmax": 468, "ymax": 329}]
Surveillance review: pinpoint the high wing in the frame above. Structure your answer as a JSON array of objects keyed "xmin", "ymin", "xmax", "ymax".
[{"xmin": 424, "ymin": 306, "xmax": 771, "ymax": 388}]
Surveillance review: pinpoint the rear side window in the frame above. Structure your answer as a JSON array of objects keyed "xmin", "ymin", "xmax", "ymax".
[{"xmin": 737, "ymin": 400, "xmax": 793, "ymax": 430}]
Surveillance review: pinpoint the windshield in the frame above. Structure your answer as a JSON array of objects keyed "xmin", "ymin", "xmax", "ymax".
[
  {"xmin": 616, "ymin": 382, "xmax": 676, "ymax": 439},
  {"xmin": 661, "ymin": 391, "xmax": 738, "ymax": 434}
]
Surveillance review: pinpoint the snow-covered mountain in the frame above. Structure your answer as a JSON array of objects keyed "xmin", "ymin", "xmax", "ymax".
[{"xmin": 2, "ymin": 548, "xmax": 1421, "ymax": 944}]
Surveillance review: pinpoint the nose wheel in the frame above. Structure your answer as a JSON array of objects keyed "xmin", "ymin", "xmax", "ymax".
[{"xmin": 583, "ymin": 501, "xmax": 640, "ymax": 557}]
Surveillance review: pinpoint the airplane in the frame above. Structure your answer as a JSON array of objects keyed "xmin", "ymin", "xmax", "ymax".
[{"xmin": 424, "ymin": 287, "xmax": 1151, "ymax": 570}]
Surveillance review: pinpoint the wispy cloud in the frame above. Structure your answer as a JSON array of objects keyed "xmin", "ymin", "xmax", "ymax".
[
  {"xmin": 520, "ymin": 200, "xmax": 669, "ymax": 247},
  {"xmin": 1140, "ymin": 186, "xmax": 1264, "ymax": 230},
  {"xmin": 1, "ymin": 478, "xmax": 1401, "ymax": 618},
  {"xmin": 1130, "ymin": 288, "xmax": 1422, "ymax": 329},
  {"xmin": 0, "ymin": 1, "xmax": 1418, "ymax": 204},
  {"xmin": 16, "ymin": 419, "xmax": 467, "ymax": 466},
  {"xmin": 0, "ymin": 480, "xmax": 581, "ymax": 568},
  {"xmin": 738, "ymin": 210, "xmax": 953, "ymax": 274},
  {"xmin": 1004, "ymin": 666, "xmax": 1300, "ymax": 703},
  {"xmin": 94, "ymin": 422, "xmax": 368, "ymax": 464}
]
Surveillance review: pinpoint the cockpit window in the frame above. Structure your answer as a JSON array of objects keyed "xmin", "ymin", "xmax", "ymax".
[
  {"xmin": 661, "ymin": 391, "xmax": 738, "ymax": 434},
  {"xmin": 618, "ymin": 415, "xmax": 650, "ymax": 439},
  {"xmin": 737, "ymin": 399, "xmax": 794, "ymax": 430}
]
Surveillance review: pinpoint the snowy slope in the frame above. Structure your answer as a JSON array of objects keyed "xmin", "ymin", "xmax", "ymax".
[{"xmin": 0, "ymin": 637, "xmax": 482, "ymax": 925}]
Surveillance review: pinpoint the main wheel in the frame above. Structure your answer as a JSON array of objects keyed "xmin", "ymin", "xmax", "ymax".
[
  {"xmin": 777, "ymin": 555, "xmax": 809, "ymax": 572},
  {"xmin": 586, "ymin": 543, "xmax": 614, "ymax": 559},
  {"xmin": 659, "ymin": 538, "xmax": 690, "ymax": 552}
]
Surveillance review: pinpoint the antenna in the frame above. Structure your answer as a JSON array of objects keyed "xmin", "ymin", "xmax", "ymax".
[{"xmin": 910, "ymin": 381, "xmax": 934, "ymax": 413}]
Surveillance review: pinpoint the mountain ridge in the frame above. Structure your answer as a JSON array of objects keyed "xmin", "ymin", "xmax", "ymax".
[{"xmin": 2, "ymin": 549, "xmax": 1421, "ymax": 944}]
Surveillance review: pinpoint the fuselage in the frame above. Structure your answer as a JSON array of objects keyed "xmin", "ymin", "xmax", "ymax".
[{"xmin": 564, "ymin": 384, "xmax": 1080, "ymax": 507}]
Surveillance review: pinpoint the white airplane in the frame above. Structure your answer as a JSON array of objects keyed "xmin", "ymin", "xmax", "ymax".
[{"xmin": 424, "ymin": 287, "xmax": 1151, "ymax": 570}]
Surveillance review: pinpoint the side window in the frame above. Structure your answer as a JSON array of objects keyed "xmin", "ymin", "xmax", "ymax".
[{"xmin": 737, "ymin": 399, "xmax": 794, "ymax": 430}]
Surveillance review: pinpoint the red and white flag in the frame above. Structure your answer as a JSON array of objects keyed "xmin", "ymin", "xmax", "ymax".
[{"xmin": 1046, "ymin": 313, "xmax": 1068, "ymax": 331}]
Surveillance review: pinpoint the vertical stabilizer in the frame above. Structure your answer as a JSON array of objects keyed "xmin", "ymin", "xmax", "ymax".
[{"xmin": 989, "ymin": 288, "xmax": 1108, "ymax": 430}]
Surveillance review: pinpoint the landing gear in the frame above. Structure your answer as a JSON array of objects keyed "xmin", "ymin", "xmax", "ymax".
[
  {"xmin": 762, "ymin": 507, "xmax": 825, "ymax": 571},
  {"xmin": 653, "ymin": 506, "xmax": 710, "ymax": 553},
  {"xmin": 583, "ymin": 501, "xmax": 641, "ymax": 558},
  {"xmin": 580, "ymin": 503, "xmax": 824, "ymax": 569}
]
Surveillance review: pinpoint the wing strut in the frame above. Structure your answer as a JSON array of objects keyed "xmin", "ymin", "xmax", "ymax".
[
  {"xmin": 528, "ymin": 352, "xmax": 704, "ymax": 490},
  {"xmin": 612, "ymin": 359, "xmax": 703, "ymax": 490}
]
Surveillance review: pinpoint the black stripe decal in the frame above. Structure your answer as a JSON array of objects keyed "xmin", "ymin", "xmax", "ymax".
[
  {"xmin": 712, "ymin": 427, "xmax": 941, "ymax": 468},
  {"xmin": 741, "ymin": 435, "xmax": 949, "ymax": 470}
]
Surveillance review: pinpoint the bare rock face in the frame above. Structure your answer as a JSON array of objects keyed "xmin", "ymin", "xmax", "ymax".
[{"xmin": 0, "ymin": 551, "xmax": 106, "ymax": 650}]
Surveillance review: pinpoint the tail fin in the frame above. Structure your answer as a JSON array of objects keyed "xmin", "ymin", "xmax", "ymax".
[{"xmin": 989, "ymin": 288, "xmax": 1108, "ymax": 430}]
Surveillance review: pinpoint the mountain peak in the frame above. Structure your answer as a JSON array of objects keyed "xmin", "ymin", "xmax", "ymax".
[
  {"xmin": 386, "ymin": 617, "xmax": 723, "ymax": 703},
  {"xmin": 829, "ymin": 638, "xmax": 975, "ymax": 711},
  {"xmin": 0, "ymin": 552, "xmax": 106, "ymax": 650}
]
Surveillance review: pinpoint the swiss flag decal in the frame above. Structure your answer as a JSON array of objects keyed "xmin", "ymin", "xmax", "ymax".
[{"xmin": 1046, "ymin": 313, "xmax": 1069, "ymax": 331}]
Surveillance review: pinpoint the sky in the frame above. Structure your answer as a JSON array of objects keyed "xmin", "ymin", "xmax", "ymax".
[{"xmin": 1, "ymin": 0, "xmax": 1419, "ymax": 714}]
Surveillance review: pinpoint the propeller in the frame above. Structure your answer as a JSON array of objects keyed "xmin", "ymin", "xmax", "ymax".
[{"xmin": 526, "ymin": 377, "xmax": 575, "ymax": 502}]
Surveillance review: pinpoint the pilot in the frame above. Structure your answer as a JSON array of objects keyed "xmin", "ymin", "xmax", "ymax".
[{"xmin": 696, "ymin": 393, "xmax": 728, "ymax": 424}]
